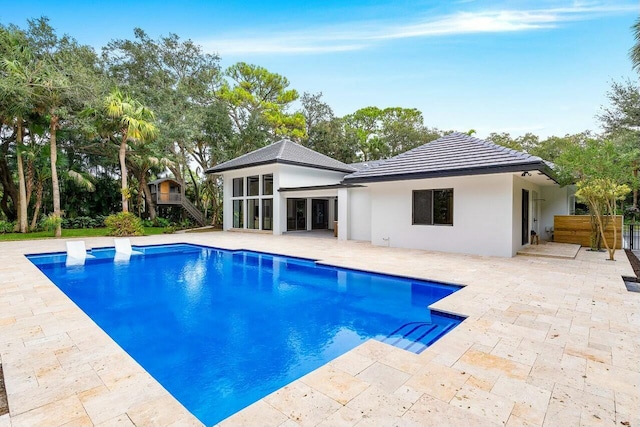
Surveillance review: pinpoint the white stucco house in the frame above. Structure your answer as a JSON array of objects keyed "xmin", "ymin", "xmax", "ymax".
[{"xmin": 206, "ymin": 132, "xmax": 574, "ymax": 257}]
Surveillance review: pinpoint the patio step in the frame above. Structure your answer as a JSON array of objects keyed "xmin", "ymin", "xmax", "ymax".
[{"xmin": 381, "ymin": 319, "xmax": 458, "ymax": 354}]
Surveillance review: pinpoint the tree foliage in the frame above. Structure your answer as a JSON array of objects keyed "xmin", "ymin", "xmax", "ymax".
[
  {"xmin": 631, "ymin": 17, "xmax": 640, "ymax": 73},
  {"xmin": 343, "ymin": 106, "xmax": 441, "ymax": 161},
  {"xmin": 103, "ymin": 88, "xmax": 157, "ymax": 213},
  {"xmin": 597, "ymin": 79, "xmax": 640, "ymax": 209},
  {"xmin": 576, "ymin": 179, "xmax": 630, "ymax": 260},
  {"xmin": 1, "ymin": 16, "xmax": 638, "ymax": 234},
  {"xmin": 218, "ymin": 62, "xmax": 304, "ymax": 142}
]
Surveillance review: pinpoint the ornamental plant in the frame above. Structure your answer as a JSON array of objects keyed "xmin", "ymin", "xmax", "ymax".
[
  {"xmin": 104, "ymin": 212, "xmax": 144, "ymax": 236},
  {"xmin": 41, "ymin": 213, "xmax": 63, "ymax": 236},
  {"xmin": 576, "ymin": 178, "xmax": 630, "ymax": 261}
]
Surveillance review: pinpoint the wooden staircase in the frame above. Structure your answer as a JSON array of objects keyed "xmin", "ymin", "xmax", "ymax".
[
  {"xmin": 149, "ymin": 179, "xmax": 207, "ymax": 227},
  {"xmin": 179, "ymin": 197, "xmax": 206, "ymax": 226}
]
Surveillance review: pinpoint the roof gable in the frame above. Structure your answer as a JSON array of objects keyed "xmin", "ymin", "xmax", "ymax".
[
  {"xmin": 343, "ymin": 132, "xmax": 553, "ymax": 183},
  {"xmin": 206, "ymin": 139, "xmax": 356, "ymax": 174}
]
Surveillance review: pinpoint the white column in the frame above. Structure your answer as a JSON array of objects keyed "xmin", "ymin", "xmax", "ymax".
[
  {"xmin": 223, "ymin": 175, "xmax": 232, "ymax": 231},
  {"xmin": 306, "ymin": 198, "xmax": 312, "ymax": 231},
  {"xmin": 328, "ymin": 197, "xmax": 335, "ymax": 230},
  {"xmin": 338, "ymin": 188, "xmax": 349, "ymax": 240},
  {"xmin": 273, "ymin": 173, "xmax": 283, "ymax": 235}
]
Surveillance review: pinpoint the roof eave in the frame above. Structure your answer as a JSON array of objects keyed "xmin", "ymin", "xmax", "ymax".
[
  {"xmin": 205, "ymin": 159, "xmax": 277, "ymax": 174},
  {"xmin": 206, "ymin": 158, "xmax": 356, "ymax": 175},
  {"xmin": 278, "ymin": 183, "xmax": 366, "ymax": 192},
  {"xmin": 343, "ymin": 162, "xmax": 558, "ymax": 184}
]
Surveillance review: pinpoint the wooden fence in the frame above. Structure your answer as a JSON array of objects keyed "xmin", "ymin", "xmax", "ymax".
[{"xmin": 553, "ymin": 215, "xmax": 622, "ymax": 249}]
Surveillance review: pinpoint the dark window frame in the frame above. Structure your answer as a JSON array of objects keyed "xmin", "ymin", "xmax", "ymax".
[
  {"xmin": 233, "ymin": 200, "xmax": 244, "ymax": 228},
  {"xmin": 247, "ymin": 198, "xmax": 259, "ymax": 229},
  {"xmin": 263, "ymin": 174, "xmax": 273, "ymax": 196},
  {"xmin": 262, "ymin": 198, "xmax": 273, "ymax": 230},
  {"xmin": 247, "ymin": 175, "xmax": 259, "ymax": 197},
  {"xmin": 232, "ymin": 178, "xmax": 244, "ymax": 197},
  {"xmin": 412, "ymin": 189, "xmax": 453, "ymax": 226}
]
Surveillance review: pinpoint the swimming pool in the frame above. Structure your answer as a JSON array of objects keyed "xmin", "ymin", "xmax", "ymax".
[{"xmin": 28, "ymin": 243, "xmax": 464, "ymax": 425}]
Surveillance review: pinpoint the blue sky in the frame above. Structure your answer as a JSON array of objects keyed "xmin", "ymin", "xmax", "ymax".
[{"xmin": 1, "ymin": 0, "xmax": 637, "ymax": 138}]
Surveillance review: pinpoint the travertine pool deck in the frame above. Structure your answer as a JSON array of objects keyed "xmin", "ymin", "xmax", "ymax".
[
  {"xmin": 1, "ymin": 232, "xmax": 639, "ymax": 427},
  {"xmin": 516, "ymin": 241, "xmax": 581, "ymax": 259}
]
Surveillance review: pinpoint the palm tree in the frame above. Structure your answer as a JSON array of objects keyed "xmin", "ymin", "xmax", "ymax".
[
  {"xmin": 0, "ymin": 27, "xmax": 36, "ymax": 233},
  {"xmin": 128, "ymin": 153, "xmax": 174, "ymax": 219},
  {"xmin": 28, "ymin": 21, "xmax": 96, "ymax": 237},
  {"xmin": 632, "ymin": 17, "xmax": 640, "ymax": 72},
  {"xmin": 104, "ymin": 89, "xmax": 157, "ymax": 213}
]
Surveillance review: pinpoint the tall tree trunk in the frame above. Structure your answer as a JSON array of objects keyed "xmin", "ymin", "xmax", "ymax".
[
  {"xmin": 140, "ymin": 174, "xmax": 157, "ymax": 220},
  {"xmin": 169, "ymin": 165, "xmax": 183, "ymax": 182},
  {"xmin": 25, "ymin": 156, "xmax": 34, "ymax": 207},
  {"xmin": 30, "ymin": 180, "xmax": 43, "ymax": 231},
  {"xmin": 0, "ymin": 140, "xmax": 19, "ymax": 220},
  {"xmin": 50, "ymin": 116, "xmax": 62, "ymax": 237},
  {"xmin": 119, "ymin": 133, "xmax": 129, "ymax": 213},
  {"xmin": 187, "ymin": 166, "xmax": 200, "ymax": 208},
  {"xmin": 16, "ymin": 121, "xmax": 28, "ymax": 233}
]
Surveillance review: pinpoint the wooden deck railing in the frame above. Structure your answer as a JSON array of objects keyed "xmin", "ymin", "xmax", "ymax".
[{"xmin": 154, "ymin": 193, "xmax": 182, "ymax": 203}]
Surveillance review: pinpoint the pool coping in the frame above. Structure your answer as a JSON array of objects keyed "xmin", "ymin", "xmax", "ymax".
[{"xmin": 1, "ymin": 232, "xmax": 639, "ymax": 427}]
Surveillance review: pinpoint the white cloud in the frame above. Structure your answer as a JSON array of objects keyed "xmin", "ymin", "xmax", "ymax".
[{"xmin": 200, "ymin": 2, "xmax": 636, "ymax": 55}]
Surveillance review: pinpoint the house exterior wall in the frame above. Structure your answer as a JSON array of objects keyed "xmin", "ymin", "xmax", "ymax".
[
  {"xmin": 218, "ymin": 162, "xmax": 571, "ymax": 257},
  {"xmin": 511, "ymin": 175, "xmax": 543, "ymax": 256},
  {"xmin": 540, "ymin": 185, "xmax": 575, "ymax": 241},
  {"xmin": 278, "ymin": 164, "xmax": 347, "ymax": 188},
  {"xmin": 347, "ymin": 188, "xmax": 371, "ymax": 241},
  {"xmin": 510, "ymin": 176, "xmax": 574, "ymax": 255},
  {"xmin": 221, "ymin": 164, "xmax": 278, "ymax": 233},
  {"xmin": 221, "ymin": 163, "xmax": 346, "ymax": 234},
  {"xmin": 277, "ymin": 165, "xmax": 345, "ymax": 234},
  {"xmin": 367, "ymin": 174, "xmax": 514, "ymax": 257}
]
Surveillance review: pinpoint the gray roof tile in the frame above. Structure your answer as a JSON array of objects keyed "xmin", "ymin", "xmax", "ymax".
[
  {"xmin": 206, "ymin": 139, "xmax": 356, "ymax": 174},
  {"xmin": 343, "ymin": 132, "xmax": 551, "ymax": 182}
]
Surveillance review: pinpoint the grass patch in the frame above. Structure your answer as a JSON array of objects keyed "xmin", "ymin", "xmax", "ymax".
[{"xmin": 0, "ymin": 227, "xmax": 166, "ymax": 241}]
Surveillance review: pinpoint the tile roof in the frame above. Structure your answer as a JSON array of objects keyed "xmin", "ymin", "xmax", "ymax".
[
  {"xmin": 206, "ymin": 139, "xmax": 356, "ymax": 174},
  {"xmin": 348, "ymin": 160, "xmax": 384, "ymax": 171},
  {"xmin": 343, "ymin": 132, "xmax": 553, "ymax": 183}
]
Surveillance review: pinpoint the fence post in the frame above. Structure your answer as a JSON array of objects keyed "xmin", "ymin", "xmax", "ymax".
[{"xmin": 631, "ymin": 223, "xmax": 635, "ymax": 250}]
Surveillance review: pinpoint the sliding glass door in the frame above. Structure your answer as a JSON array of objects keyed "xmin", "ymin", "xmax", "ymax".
[
  {"xmin": 311, "ymin": 199, "xmax": 328, "ymax": 229},
  {"xmin": 287, "ymin": 199, "xmax": 307, "ymax": 231}
]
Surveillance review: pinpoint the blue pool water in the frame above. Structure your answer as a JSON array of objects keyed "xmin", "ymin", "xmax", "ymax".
[{"xmin": 28, "ymin": 243, "xmax": 464, "ymax": 426}]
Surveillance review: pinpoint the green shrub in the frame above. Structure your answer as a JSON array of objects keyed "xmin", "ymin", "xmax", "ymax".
[
  {"xmin": 0, "ymin": 220, "xmax": 14, "ymax": 233},
  {"xmin": 179, "ymin": 218, "xmax": 194, "ymax": 229},
  {"xmin": 60, "ymin": 215, "xmax": 107, "ymax": 229},
  {"xmin": 142, "ymin": 217, "xmax": 170, "ymax": 228},
  {"xmin": 41, "ymin": 213, "xmax": 63, "ymax": 233},
  {"xmin": 162, "ymin": 225, "xmax": 176, "ymax": 234},
  {"xmin": 104, "ymin": 212, "xmax": 144, "ymax": 236},
  {"xmin": 154, "ymin": 217, "xmax": 170, "ymax": 227}
]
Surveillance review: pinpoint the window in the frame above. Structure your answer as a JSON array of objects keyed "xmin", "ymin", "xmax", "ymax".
[
  {"xmin": 263, "ymin": 174, "xmax": 273, "ymax": 196},
  {"xmin": 233, "ymin": 178, "xmax": 243, "ymax": 197},
  {"xmin": 247, "ymin": 199, "xmax": 259, "ymax": 229},
  {"xmin": 233, "ymin": 200, "xmax": 244, "ymax": 228},
  {"xmin": 247, "ymin": 176, "xmax": 259, "ymax": 196},
  {"xmin": 231, "ymin": 174, "xmax": 273, "ymax": 231},
  {"xmin": 413, "ymin": 189, "xmax": 453, "ymax": 225},
  {"xmin": 262, "ymin": 199, "xmax": 273, "ymax": 230}
]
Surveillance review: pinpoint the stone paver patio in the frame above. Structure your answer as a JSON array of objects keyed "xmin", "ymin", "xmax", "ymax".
[{"xmin": 0, "ymin": 232, "xmax": 639, "ymax": 427}]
